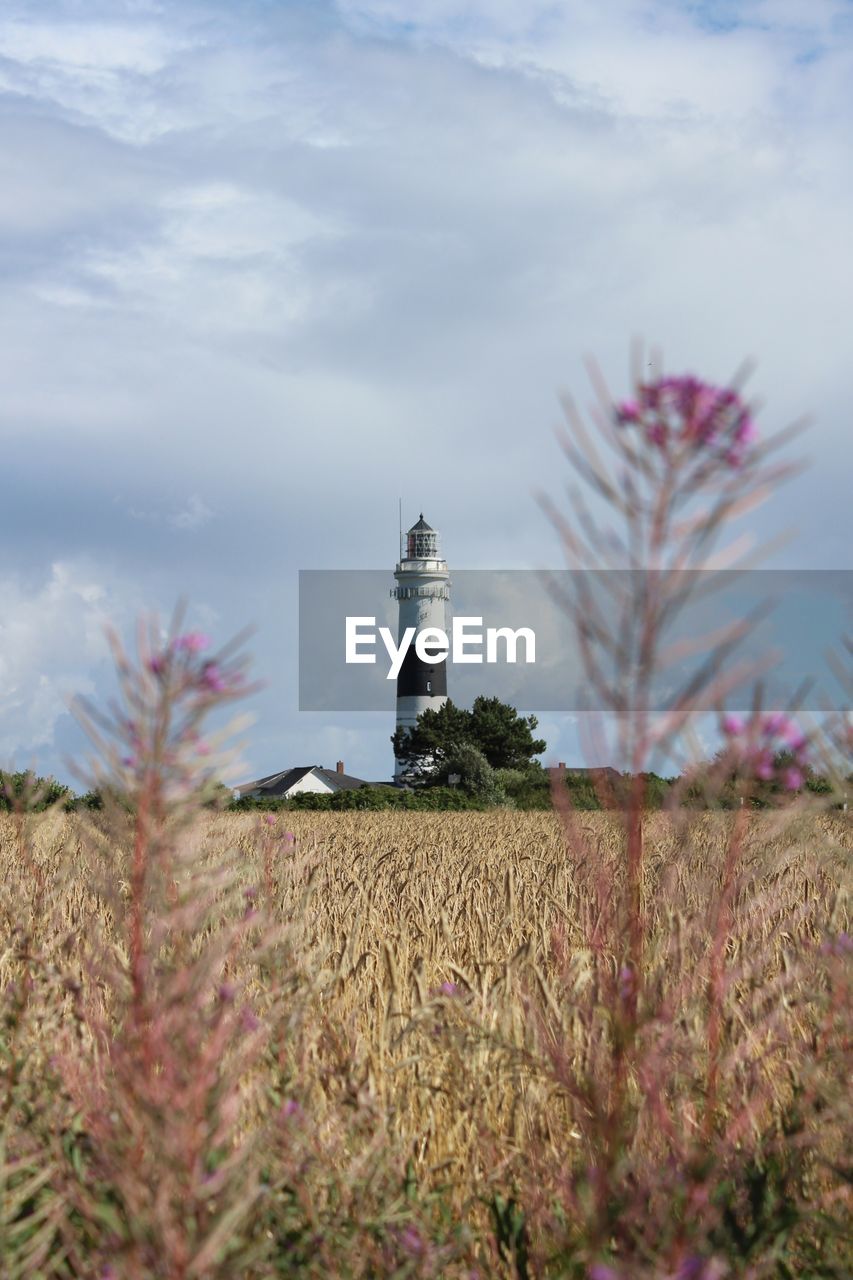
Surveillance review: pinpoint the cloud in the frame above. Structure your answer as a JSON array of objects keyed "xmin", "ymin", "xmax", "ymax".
[
  {"xmin": 125, "ymin": 492, "xmax": 214, "ymax": 531},
  {"xmin": 169, "ymin": 493, "xmax": 214, "ymax": 530},
  {"xmin": 0, "ymin": 0, "xmax": 850, "ymax": 782},
  {"xmin": 0, "ymin": 561, "xmax": 117, "ymax": 763}
]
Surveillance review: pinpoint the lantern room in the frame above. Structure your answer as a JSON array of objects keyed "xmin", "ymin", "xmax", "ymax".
[{"xmin": 405, "ymin": 514, "xmax": 439, "ymax": 560}]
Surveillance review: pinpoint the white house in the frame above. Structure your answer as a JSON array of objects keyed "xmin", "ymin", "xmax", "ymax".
[{"xmin": 234, "ymin": 761, "xmax": 374, "ymax": 801}]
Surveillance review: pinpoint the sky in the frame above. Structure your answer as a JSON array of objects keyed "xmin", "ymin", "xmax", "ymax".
[{"xmin": 1, "ymin": 0, "xmax": 851, "ymax": 787}]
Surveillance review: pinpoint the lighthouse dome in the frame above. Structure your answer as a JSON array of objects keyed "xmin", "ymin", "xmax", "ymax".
[{"xmin": 406, "ymin": 514, "xmax": 439, "ymax": 559}]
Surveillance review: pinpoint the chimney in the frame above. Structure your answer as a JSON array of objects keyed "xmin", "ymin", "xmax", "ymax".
[
  {"xmin": 336, "ymin": 760, "xmax": 345, "ymax": 774},
  {"xmin": 557, "ymin": 761, "xmax": 566, "ymax": 770}
]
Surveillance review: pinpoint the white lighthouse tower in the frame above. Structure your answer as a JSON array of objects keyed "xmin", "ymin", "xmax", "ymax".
[{"xmin": 392, "ymin": 514, "xmax": 450, "ymax": 779}]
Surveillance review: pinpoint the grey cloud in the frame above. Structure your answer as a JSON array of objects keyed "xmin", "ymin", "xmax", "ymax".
[
  {"xmin": 124, "ymin": 492, "xmax": 214, "ymax": 531},
  {"xmin": 0, "ymin": 0, "xmax": 850, "ymax": 784}
]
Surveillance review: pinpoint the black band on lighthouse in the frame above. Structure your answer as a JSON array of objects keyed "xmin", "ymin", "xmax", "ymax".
[{"xmin": 396, "ymin": 644, "xmax": 448, "ymax": 699}]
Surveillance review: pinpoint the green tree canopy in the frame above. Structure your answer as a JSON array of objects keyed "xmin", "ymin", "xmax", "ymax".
[
  {"xmin": 391, "ymin": 696, "xmax": 546, "ymax": 783},
  {"xmin": 467, "ymin": 696, "xmax": 546, "ymax": 769}
]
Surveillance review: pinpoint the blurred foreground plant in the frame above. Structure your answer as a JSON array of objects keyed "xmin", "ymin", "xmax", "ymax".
[
  {"xmin": 505, "ymin": 356, "xmax": 853, "ymax": 1277},
  {"xmin": 1, "ymin": 620, "xmax": 466, "ymax": 1278}
]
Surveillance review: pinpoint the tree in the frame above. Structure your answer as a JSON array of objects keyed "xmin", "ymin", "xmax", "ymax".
[
  {"xmin": 391, "ymin": 696, "xmax": 545, "ymax": 784},
  {"xmin": 467, "ymin": 696, "xmax": 546, "ymax": 770}
]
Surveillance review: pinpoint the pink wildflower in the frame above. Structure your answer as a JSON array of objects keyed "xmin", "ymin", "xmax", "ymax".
[
  {"xmin": 755, "ymin": 751, "xmax": 775, "ymax": 782},
  {"xmin": 199, "ymin": 662, "xmax": 227, "ymax": 693},
  {"xmin": 762, "ymin": 712, "xmax": 788, "ymax": 736},
  {"xmin": 147, "ymin": 653, "xmax": 168, "ymax": 677},
  {"xmin": 820, "ymin": 931, "xmax": 852, "ymax": 958},
  {"xmin": 399, "ymin": 1225, "xmax": 425, "ymax": 1256},
  {"xmin": 647, "ymin": 421, "xmax": 667, "ymax": 448},
  {"xmin": 241, "ymin": 1006, "xmax": 260, "ymax": 1032},
  {"xmin": 616, "ymin": 399, "xmax": 641, "ymax": 424},
  {"xmin": 692, "ymin": 385, "xmax": 722, "ymax": 442},
  {"xmin": 618, "ymin": 374, "xmax": 756, "ymax": 468},
  {"xmin": 439, "ymin": 980, "xmax": 458, "ymax": 996},
  {"xmin": 726, "ymin": 710, "xmax": 812, "ymax": 792},
  {"xmin": 782, "ymin": 721, "xmax": 808, "ymax": 752},
  {"xmin": 735, "ymin": 414, "xmax": 757, "ymax": 445},
  {"xmin": 218, "ymin": 982, "xmax": 236, "ymax": 1003},
  {"xmin": 174, "ymin": 632, "xmax": 210, "ymax": 653},
  {"xmin": 263, "ymin": 814, "xmax": 276, "ymax": 826},
  {"xmin": 676, "ymin": 1258, "xmax": 718, "ymax": 1280}
]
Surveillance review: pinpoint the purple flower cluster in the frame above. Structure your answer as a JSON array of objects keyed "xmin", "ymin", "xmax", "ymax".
[
  {"xmin": 145, "ymin": 633, "xmax": 244, "ymax": 699},
  {"xmin": 674, "ymin": 1259, "xmax": 727, "ymax": 1280},
  {"xmin": 616, "ymin": 376, "xmax": 757, "ymax": 468},
  {"xmin": 173, "ymin": 632, "xmax": 210, "ymax": 653},
  {"xmin": 589, "ymin": 1256, "xmax": 724, "ymax": 1280},
  {"xmin": 199, "ymin": 662, "xmax": 228, "ymax": 693},
  {"xmin": 260, "ymin": 816, "xmax": 296, "ymax": 847},
  {"xmin": 241, "ymin": 1005, "xmax": 261, "ymax": 1033},
  {"xmin": 398, "ymin": 1225, "xmax": 425, "ymax": 1257},
  {"xmin": 820, "ymin": 931, "xmax": 852, "ymax": 959},
  {"xmin": 618, "ymin": 964, "xmax": 635, "ymax": 1003},
  {"xmin": 722, "ymin": 712, "xmax": 809, "ymax": 790}
]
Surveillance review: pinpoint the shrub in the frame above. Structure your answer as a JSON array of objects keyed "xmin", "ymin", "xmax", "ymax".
[
  {"xmin": 439, "ymin": 742, "xmax": 506, "ymax": 804},
  {"xmin": 0, "ymin": 769, "xmax": 71, "ymax": 812}
]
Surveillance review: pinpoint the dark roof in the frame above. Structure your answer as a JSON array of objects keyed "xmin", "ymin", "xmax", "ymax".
[
  {"xmin": 235, "ymin": 765, "xmax": 372, "ymax": 798},
  {"xmin": 235, "ymin": 766, "xmax": 314, "ymax": 798},
  {"xmin": 408, "ymin": 513, "xmax": 434, "ymax": 532},
  {"xmin": 313, "ymin": 767, "xmax": 371, "ymax": 792}
]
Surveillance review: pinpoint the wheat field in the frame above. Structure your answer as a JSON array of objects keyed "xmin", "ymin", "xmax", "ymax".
[{"xmin": 1, "ymin": 807, "xmax": 850, "ymax": 1275}]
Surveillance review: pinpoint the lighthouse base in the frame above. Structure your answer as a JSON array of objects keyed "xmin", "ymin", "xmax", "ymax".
[{"xmin": 394, "ymin": 693, "xmax": 447, "ymax": 780}]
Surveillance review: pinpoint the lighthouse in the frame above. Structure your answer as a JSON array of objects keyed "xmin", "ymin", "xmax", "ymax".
[{"xmin": 392, "ymin": 514, "xmax": 450, "ymax": 779}]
